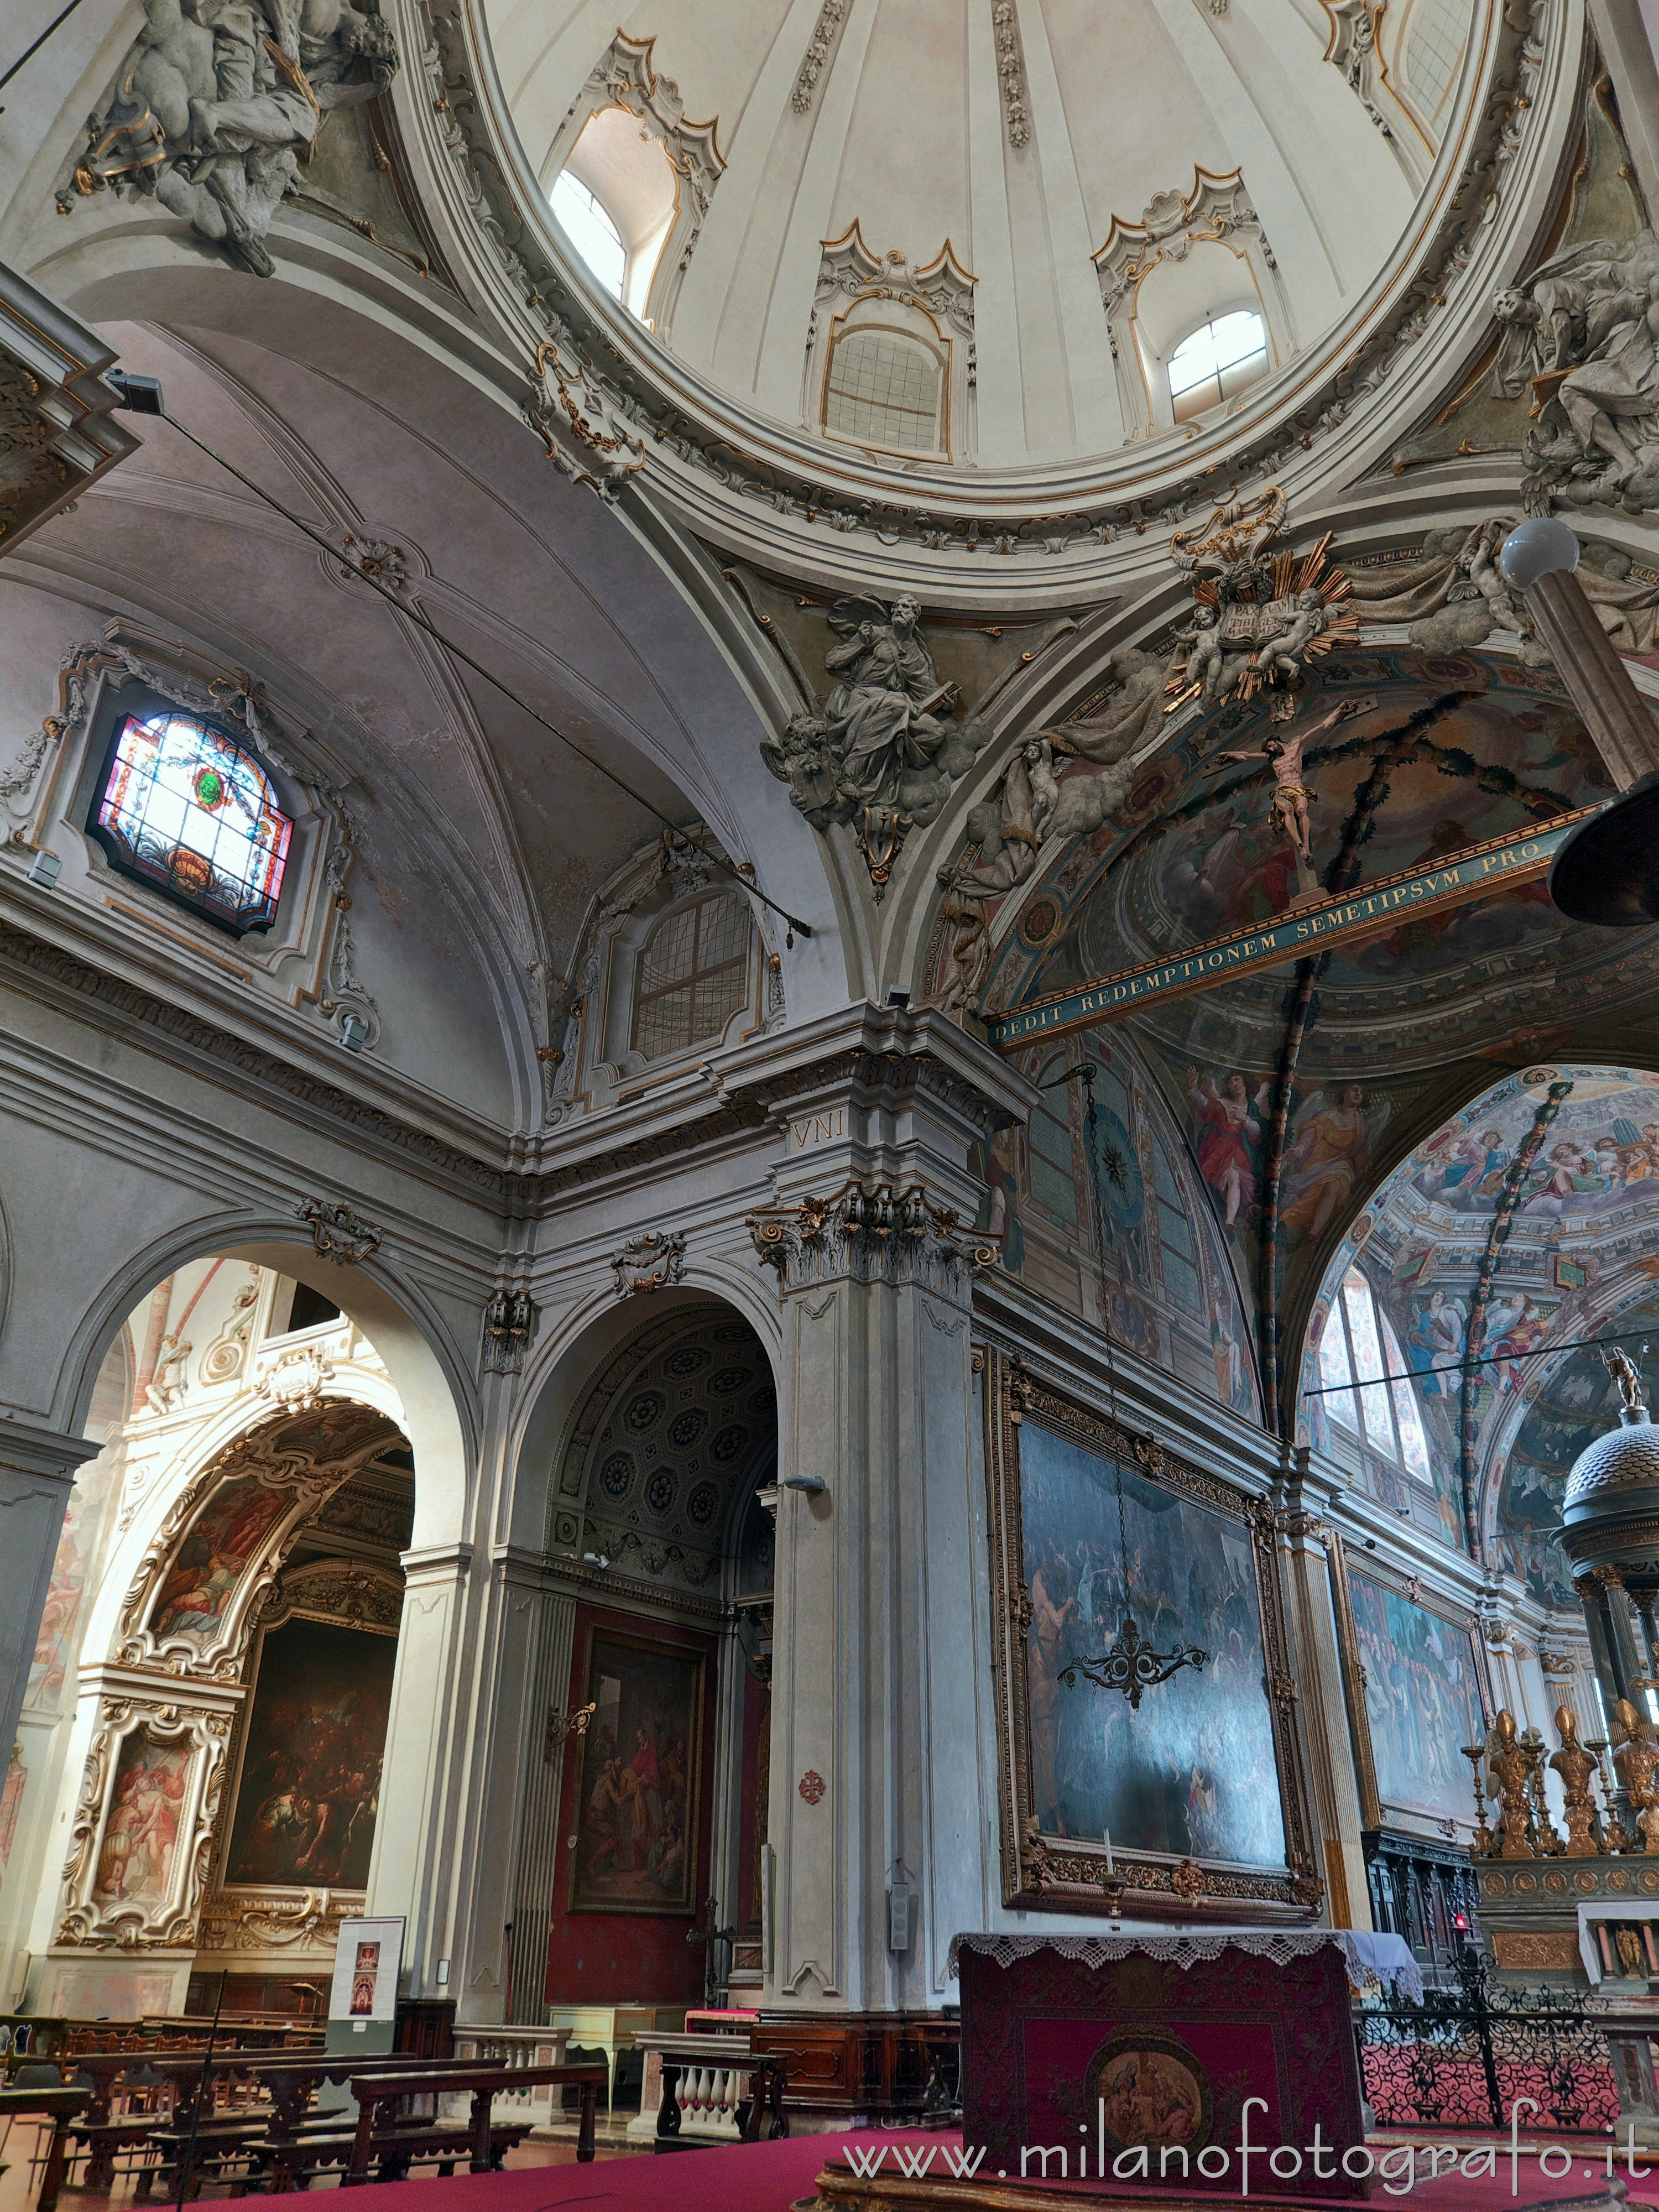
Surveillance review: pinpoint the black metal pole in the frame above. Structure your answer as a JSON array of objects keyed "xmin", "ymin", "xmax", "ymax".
[{"xmin": 174, "ymin": 1968, "xmax": 227, "ymax": 2212}]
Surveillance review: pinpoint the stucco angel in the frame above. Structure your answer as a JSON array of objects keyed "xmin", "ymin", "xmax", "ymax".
[{"xmin": 70, "ymin": 0, "xmax": 398, "ymax": 276}]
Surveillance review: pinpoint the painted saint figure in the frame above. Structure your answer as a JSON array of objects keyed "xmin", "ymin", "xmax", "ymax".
[{"xmin": 1186, "ymin": 1068, "xmax": 1270, "ymax": 1225}]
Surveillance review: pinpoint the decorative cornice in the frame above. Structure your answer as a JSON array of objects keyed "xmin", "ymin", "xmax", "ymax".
[{"xmin": 0, "ymin": 265, "xmax": 140, "ymax": 553}]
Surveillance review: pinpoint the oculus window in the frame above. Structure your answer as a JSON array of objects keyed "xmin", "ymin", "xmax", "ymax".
[
  {"xmin": 823, "ymin": 328, "xmax": 944, "ymax": 455},
  {"xmin": 1318, "ymin": 1266, "xmax": 1432, "ymax": 1483},
  {"xmin": 90, "ymin": 710, "xmax": 293, "ymax": 934},
  {"xmin": 1168, "ymin": 310, "xmax": 1269, "ymax": 423},
  {"xmin": 632, "ymin": 893, "xmax": 750, "ymax": 1060},
  {"xmin": 551, "ymin": 170, "xmax": 627, "ymax": 300}
]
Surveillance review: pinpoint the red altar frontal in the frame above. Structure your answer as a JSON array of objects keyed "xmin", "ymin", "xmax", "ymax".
[{"xmin": 953, "ymin": 1932, "xmax": 1379, "ymax": 2198}]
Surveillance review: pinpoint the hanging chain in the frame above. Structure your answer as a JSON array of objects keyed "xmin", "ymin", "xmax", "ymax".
[{"xmin": 1049, "ymin": 1056, "xmax": 1211, "ymax": 1712}]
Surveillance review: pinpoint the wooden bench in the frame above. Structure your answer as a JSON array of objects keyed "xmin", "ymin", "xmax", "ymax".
[
  {"xmin": 137, "ymin": 2051, "xmax": 466, "ymax": 2198},
  {"xmin": 345, "ymin": 2063, "xmax": 609, "ymax": 2179},
  {"xmin": 0, "ymin": 2086, "xmax": 90, "ymax": 2212}
]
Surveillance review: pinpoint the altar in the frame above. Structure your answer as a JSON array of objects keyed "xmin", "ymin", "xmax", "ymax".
[{"xmin": 952, "ymin": 1929, "xmax": 1415, "ymax": 2197}]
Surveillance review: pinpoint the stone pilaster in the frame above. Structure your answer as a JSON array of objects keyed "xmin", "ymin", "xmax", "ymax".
[
  {"xmin": 1277, "ymin": 1492, "xmax": 1371, "ymax": 1932},
  {"xmin": 0, "ymin": 1422, "xmax": 98, "ymax": 1765},
  {"xmin": 750, "ymin": 1008, "xmax": 1036, "ymax": 2016},
  {"xmin": 367, "ymin": 1542, "xmax": 474, "ymax": 1991}
]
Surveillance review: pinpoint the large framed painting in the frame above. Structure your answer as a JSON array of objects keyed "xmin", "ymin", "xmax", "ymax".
[
  {"xmin": 567, "ymin": 1627, "xmax": 704, "ymax": 1915},
  {"xmin": 985, "ymin": 1352, "xmax": 1319, "ymax": 1918},
  {"xmin": 220, "ymin": 1564, "xmax": 401, "ymax": 1895},
  {"xmin": 1331, "ymin": 1542, "xmax": 1489, "ymax": 1831}
]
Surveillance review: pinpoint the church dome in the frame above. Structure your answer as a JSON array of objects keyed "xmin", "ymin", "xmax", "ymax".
[
  {"xmin": 483, "ymin": 0, "xmax": 1467, "ymax": 474},
  {"xmin": 1562, "ymin": 1408, "xmax": 1659, "ymax": 1526}
]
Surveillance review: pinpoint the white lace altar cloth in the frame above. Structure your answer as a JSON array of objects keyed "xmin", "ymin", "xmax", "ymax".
[{"xmin": 947, "ymin": 1927, "xmax": 1423, "ymax": 2004}]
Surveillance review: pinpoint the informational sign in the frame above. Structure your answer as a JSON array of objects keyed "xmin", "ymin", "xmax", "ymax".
[
  {"xmin": 326, "ymin": 1915, "xmax": 404, "ymax": 2051},
  {"xmin": 985, "ymin": 810, "xmax": 1595, "ymax": 1053}
]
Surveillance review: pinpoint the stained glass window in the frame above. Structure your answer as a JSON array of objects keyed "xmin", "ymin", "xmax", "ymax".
[
  {"xmin": 91, "ymin": 712, "xmax": 292, "ymax": 934},
  {"xmin": 632, "ymin": 894, "xmax": 751, "ymax": 1060}
]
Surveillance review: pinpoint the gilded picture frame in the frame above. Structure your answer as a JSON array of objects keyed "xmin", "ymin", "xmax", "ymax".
[
  {"xmin": 1328, "ymin": 1536, "xmax": 1491, "ymax": 1834},
  {"xmin": 984, "ymin": 1349, "xmax": 1321, "ymax": 1919}
]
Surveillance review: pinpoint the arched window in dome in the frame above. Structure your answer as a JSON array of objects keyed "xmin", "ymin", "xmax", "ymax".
[
  {"xmin": 1318, "ymin": 1266, "xmax": 1432, "ymax": 1483},
  {"xmin": 823, "ymin": 327, "xmax": 946, "ymax": 456},
  {"xmin": 1403, "ymin": 0, "xmax": 1467, "ymax": 123},
  {"xmin": 631, "ymin": 892, "xmax": 753, "ymax": 1061},
  {"xmin": 1167, "ymin": 309, "xmax": 1269, "ymax": 424},
  {"xmin": 89, "ymin": 710, "xmax": 292, "ymax": 935},
  {"xmin": 551, "ymin": 170, "xmax": 627, "ymax": 301}
]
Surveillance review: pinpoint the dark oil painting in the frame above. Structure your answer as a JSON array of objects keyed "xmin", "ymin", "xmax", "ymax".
[
  {"xmin": 1345, "ymin": 1569, "xmax": 1484, "ymax": 1825},
  {"xmin": 1020, "ymin": 1421, "xmax": 1286, "ymax": 1869},
  {"xmin": 569, "ymin": 1630, "xmax": 703, "ymax": 1913},
  {"xmin": 223, "ymin": 1616, "xmax": 397, "ymax": 1890}
]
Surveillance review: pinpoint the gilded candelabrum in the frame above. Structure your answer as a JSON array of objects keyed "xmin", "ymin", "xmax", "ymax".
[
  {"xmin": 1546, "ymin": 1705, "xmax": 1600, "ymax": 1856},
  {"xmin": 1461, "ymin": 1738, "xmax": 1496, "ymax": 1857}
]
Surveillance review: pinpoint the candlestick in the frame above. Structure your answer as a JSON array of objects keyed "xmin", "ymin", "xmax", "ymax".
[{"xmin": 1104, "ymin": 1828, "xmax": 1115, "ymax": 1875}]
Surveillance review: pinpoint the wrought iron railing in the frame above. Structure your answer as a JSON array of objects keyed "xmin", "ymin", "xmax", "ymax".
[{"xmin": 1357, "ymin": 1950, "xmax": 1619, "ymax": 2134}]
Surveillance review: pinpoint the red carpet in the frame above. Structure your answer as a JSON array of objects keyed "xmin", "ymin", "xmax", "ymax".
[{"xmin": 346, "ymin": 2133, "xmax": 1659, "ymax": 2211}]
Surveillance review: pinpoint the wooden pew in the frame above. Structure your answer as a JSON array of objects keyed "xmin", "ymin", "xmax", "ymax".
[
  {"xmin": 343, "ymin": 2063, "xmax": 609, "ymax": 2180},
  {"xmin": 0, "ymin": 2086, "xmax": 90, "ymax": 2212},
  {"xmin": 139, "ymin": 2051, "xmax": 461, "ymax": 2199}
]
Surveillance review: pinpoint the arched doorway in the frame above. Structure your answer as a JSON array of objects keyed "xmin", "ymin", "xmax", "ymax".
[
  {"xmin": 502, "ymin": 1298, "xmax": 778, "ymax": 2039},
  {"xmin": 2, "ymin": 1255, "xmax": 415, "ymax": 2021}
]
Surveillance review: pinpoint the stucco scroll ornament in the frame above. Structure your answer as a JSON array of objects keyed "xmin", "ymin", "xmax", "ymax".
[
  {"xmin": 255, "ymin": 1344, "xmax": 335, "ymax": 1413},
  {"xmin": 758, "ymin": 594, "xmax": 992, "ymax": 896},
  {"xmin": 927, "ymin": 648, "xmax": 1169, "ymax": 1016},
  {"xmin": 524, "ymin": 338, "xmax": 647, "ymax": 503},
  {"xmin": 1492, "ymin": 229, "xmax": 1659, "ymax": 515},
  {"xmin": 296, "ymin": 1196, "xmax": 381, "ymax": 1264},
  {"xmin": 611, "ymin": 1229, "xmax": 688, "ymax": 1297},
  {"xmin": 54, "ymin": 0, "xmax": 400, "ymax": 278}
]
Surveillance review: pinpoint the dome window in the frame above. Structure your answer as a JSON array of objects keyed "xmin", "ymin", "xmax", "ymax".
[
  {"xmin": 1318, "ymin": 1266, "xmax": 1433, "ymax": 1484},
  {"xmin": 550, "ymin": 170, "xmax": 627, "ymax": 301},
  {"xmin": 823, "ymin": 328, "xmax": 945, "ymax": 457},
  {"xmin": 1167, "ymin": 309, "xmax": 1269, "ymax": 424},
  {"xmin": 1405, "ymin": 0, "xmax": 1466, "ymax": 123}
]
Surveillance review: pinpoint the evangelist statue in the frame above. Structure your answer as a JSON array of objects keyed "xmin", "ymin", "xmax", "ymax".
[
  {"xmin": 760, "ymin": 593, "xmax": 988, "ymax": 833},
  {"xmin": 1493, "ymin": 228, "xmax": 1659, "ymax": 510},
  {"xmin": 822, "ymin": 594, "xmax": 958, "ymax": 808},
  {"xmin": 65, "ymin": 0, "xmax": 399, "ymax": 276}
]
